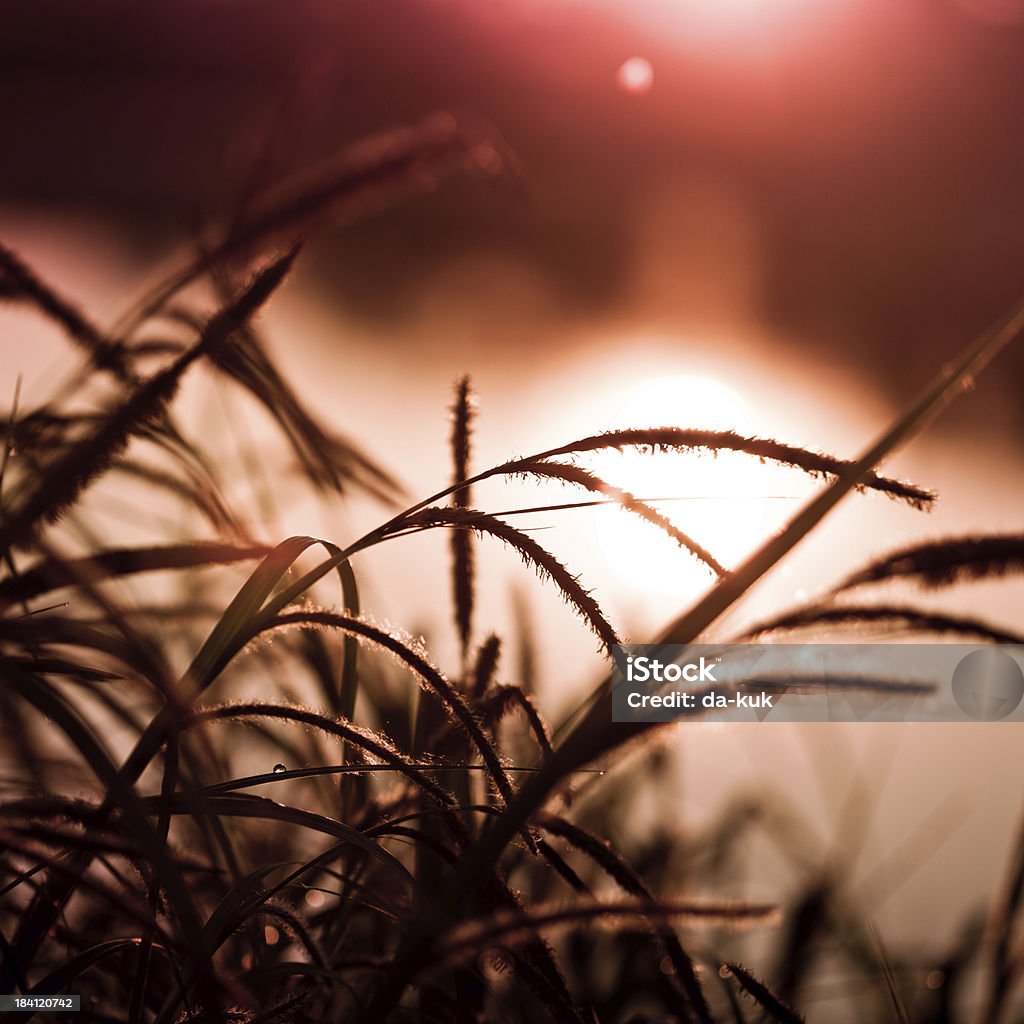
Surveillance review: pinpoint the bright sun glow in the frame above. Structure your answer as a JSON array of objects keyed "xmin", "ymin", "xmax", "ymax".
[
  {"xmin": 588, "ymin": 374, "xmax": 799, "ymax": 598},
  {"xmin": 597, "ymin": 0, "xmax": 854, "ymax": 53}
]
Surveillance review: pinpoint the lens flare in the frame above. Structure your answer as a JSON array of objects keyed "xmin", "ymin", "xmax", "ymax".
[{"xmin": 617, "ymin": 57, "xmax": 654, "ymax": 95}]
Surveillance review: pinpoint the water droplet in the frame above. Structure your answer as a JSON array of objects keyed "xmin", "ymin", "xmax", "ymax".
[
  {"xmin": 273, "ymin": 763, "xmax": 287, "ymax": 774},
  {"xmin": 926, "ymin": 969, "xmax": 945, "ymax": 990},
  {"xmin": 960, "ymin": 375, "xmax": 976, "ymax": 392},
  {"xmin": 719, "ymin": 964, "xmax": 733, "ymax": 979}
]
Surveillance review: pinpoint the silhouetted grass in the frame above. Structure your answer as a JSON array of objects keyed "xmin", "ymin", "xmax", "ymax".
[{"xmin": 1, "ymin": 120, "xmax": 1023, "ymax": 1024}]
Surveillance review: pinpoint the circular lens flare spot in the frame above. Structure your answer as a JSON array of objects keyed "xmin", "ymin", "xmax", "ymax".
[{"xmin": 617, "ymin": 57, "xmax": 654, "ymax": 95}]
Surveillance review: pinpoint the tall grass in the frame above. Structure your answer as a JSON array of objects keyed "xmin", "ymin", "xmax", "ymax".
[{"xmin": 1, "ymin": 118, "xmax": 1023, "ymax": 1023}]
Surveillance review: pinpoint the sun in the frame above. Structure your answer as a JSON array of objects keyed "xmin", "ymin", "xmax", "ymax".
[
  {"xmin": 586, "ymin": 374, "xmax": 797, "ymax": 598},
  {"xmin": 595, "ymin": 0, "xmax": 856, "ymax": 56}
]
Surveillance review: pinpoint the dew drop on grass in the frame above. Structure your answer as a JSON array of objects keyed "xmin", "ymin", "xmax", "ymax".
[{"xmin": 273, "ymin": 763, "xmax": 287, "ymax": 774}]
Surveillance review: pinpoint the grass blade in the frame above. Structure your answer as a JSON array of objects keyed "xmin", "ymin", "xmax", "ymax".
[
  {"xmin": 723, "ymin": 961, "xmax": 804, "ymax": 1024},
  {"xmin": 740, "ymin": 603, "xmax": 1024, "ymax": 644},
  {"xmin": 837, "ymin": 534, "xmax": 1024, "ymax": 591},
  {"xmin": 0, "ymin": 251, "xmax": 296, "ymax": 552},
  {"xmin": 0, "ymin": 542, "xmax": 270, "ymax": 611},
  {"xmin": 450, "ymin": 375, "xmax": 476, "ymax": 660}
]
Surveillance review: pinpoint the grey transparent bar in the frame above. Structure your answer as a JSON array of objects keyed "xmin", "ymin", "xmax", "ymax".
[
  {"xmin": 0, "ymin": 995, "xmax": 80, "ymax": 1011},
  {"xmin": 610, "ymin": 644, "xmax": 1024, "ymax": 723}
]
